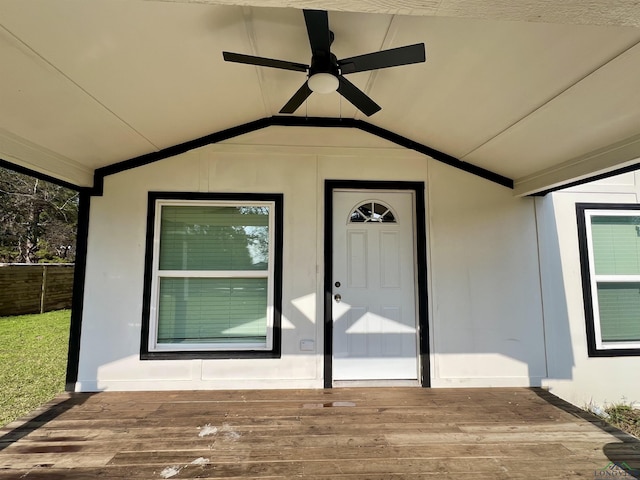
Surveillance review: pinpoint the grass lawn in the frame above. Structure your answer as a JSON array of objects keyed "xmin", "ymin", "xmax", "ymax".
[{"xmin": 0, "ymin": 309, "xmax": 70, "ymax": 427}]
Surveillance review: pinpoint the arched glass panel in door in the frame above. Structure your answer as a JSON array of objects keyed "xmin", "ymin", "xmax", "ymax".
[{"xmin": 349, "ymin": 201, "xmax": 397, "ymax": 223}]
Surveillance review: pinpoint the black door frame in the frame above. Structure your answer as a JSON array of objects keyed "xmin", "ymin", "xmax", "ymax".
[{"xmin": 323, "ymin": 180, "xmax": 430, "ymax": 387}]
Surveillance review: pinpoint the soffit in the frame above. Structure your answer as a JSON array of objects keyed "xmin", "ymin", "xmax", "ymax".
[{"xmin": 0, "ymin": 0, "xmax": 638, "ymax": 194}]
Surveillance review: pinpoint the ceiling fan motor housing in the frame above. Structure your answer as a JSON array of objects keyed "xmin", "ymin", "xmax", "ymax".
[{"xmin": 309, "ymin": 51, "xmax": 340, "ymax": 77}]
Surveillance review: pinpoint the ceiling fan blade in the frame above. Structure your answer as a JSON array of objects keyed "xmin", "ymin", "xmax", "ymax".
[
  {"xmin": 279, "ymin": 82, "xmax": 313, "ymax": 114},
  {"xmin": 223, "ymin": 52, "xmax": 308, "ymax": 72},
  {"xmin": 337, "ymin": 76, "xmax": 381, "ymax": 116},
  {"xmin": 338, "ymin": 43, "xmax": 426, "ymax": 74},
  {"xmin": 303, "ymin": 10, "xmax": 331, "ymax": 54}
]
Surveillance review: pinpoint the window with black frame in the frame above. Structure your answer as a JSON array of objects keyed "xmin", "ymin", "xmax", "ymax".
[
  {"xmin": 577, "ymin": 203, "xmax": 640, "ymax": 356},
  {"xmin": 141, "ymin": 193, "xmax": 282, "ymax": 359}
]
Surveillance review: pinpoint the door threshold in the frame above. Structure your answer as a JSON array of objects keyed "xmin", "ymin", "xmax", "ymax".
[{"xmin": 333, "ymin": 380, "xmax": 420, "ymax": 388}]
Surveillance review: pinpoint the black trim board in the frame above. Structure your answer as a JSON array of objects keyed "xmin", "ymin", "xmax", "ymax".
[
  {"xmin": 324, "ymin": 180, "xmax": 430, "ymax": 387},
  {"xmin": 7, "ymin": 118, "xmax": 640, "ymax": 198},
  {"xmin": 0, "ymin": 158, "xmax": 89, "ymax": 390},
  {"xmin": 92, "ymin": 116, "xmax": 513, "ymax": 196},
  {"xmin": 533, "ymin": 162, "xmax": 640, "ymax": 197},
  {"xmin": 65, "ymin": 190, "xmax": 91, "ymax": 390},
  {"xmin": 0, "ymin": 158, "xmax": 84, "ymax": 193},
  {"xmin": 576, "ymin": 202, "xmax": 640, "ymax": 357},
  {"xmin": 140, "ymin": 192, "xmax": 283, "ymax": 360}
]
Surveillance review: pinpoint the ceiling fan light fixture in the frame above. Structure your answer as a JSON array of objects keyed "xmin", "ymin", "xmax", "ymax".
[
  {"xmin": 223, "ymin": 10, "xmax": 425, "ymax": 115},
  {"xmin": 308, "ymin": 72, "xmax": 339, "ymax": 94}
]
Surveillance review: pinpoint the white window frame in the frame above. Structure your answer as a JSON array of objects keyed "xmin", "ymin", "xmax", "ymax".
[
  {"xmin": 148, "ymin": 199, "xmax": 276, "ymax": 353},
  {"xmin": 583, "ymin": 207, "xmax": 640, "ymax": 351}
]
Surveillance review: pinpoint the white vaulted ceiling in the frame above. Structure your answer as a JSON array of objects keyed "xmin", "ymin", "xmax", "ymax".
[{"xmin": 1, "ymin": 0, "xmax": 640, "ymax": 195}]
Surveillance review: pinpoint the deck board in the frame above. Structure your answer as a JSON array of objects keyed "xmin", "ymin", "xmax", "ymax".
[{"xmin": 1, "ymin": 387, "xmax": 639, "ymax": 479}]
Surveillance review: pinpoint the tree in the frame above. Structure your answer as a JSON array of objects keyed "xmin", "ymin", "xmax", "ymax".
[{"xmin": 0, "ymin": 167, "xmax": 78, "ymax": 263}]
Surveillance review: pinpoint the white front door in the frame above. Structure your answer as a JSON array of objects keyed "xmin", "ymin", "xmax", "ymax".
[{"xmin": 332, "ymin": 190, "xmax": 419, "ymax": 381}]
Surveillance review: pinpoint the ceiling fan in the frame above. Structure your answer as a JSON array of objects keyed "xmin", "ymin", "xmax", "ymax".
[{"xmin": 222, "ymin": 9, "xmax": 426, "ymax": 116}]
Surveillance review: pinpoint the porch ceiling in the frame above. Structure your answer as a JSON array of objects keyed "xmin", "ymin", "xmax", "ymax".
[{"xmin": 1, "ymin": 0, "xmax": 640, "ymax": 195}]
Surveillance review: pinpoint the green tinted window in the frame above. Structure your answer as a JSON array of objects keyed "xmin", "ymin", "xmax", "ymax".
[
  {"xmin": 591, "ymin": 215, "xmax": 640, "ymax": 275},
  {"xmin": 158, "ymin": 277, "xmax": 268, "ymax": 344},
  {"xmin": 159, "ymin": 205, "xmax": 269, "ymax": 271},
  {"xmin": 596, "ymin": 282, "xmax": 640, "ymax": 342}
]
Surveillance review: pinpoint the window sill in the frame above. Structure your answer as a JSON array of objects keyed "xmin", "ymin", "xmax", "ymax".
[
  {"xmin": 141, "ymin": 350, "xmax": 281, "ymax": 360},
  {"xmin": 587, "ymin": 346, "xmax": 640, "ymax": 357}
]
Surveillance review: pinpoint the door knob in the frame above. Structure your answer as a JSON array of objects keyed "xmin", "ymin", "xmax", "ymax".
[{"xmin": 334, "ymin": 294, "xmax": 341, "ymax": 303}]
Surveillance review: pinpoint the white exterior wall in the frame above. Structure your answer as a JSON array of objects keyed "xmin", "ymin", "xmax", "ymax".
[
  {"xmin": 428, "ymin": 160, "xmax": 546, "ymax": 387},
  {"xmin": 76, "ymin": 130, "xmax": 547, "ymax": 391},
  {"xmin": 539, "ymin": 171, "xmax": 640, "ymax": 408}
]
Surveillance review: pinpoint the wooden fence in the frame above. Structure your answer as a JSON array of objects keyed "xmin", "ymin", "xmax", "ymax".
[{"xmin": 0, "ymin": 264, "xmax": 75, "ymax": 316}]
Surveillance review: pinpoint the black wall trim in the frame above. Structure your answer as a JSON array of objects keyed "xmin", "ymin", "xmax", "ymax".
[
  {"xmin": 0, "ymin": 158, "xmax": 84, "ymax": 192},
  {"xmin": 576, "ymin": 202, "xmax": 640, "ymax": 357},
  {"xmin": 92, "ymin": 118, "xmax": 272, "ymax": 195},
  {"xmin": 323, "ymin": 184, "xmax": 334, "ymax": 388},
  {"xmin": 533, "ymin": 162, "xmax": 640, "ymax": 197},
  {"xmin": 414, "ymin": 184, "xmax": 430, "ymax": 387},
  {"xmin": 0, "ymin": 158, "xmax": 88, "ymax": 390},
  {"xmin": 354, "ymin": 122, "xmax": 512, "ymax": 188},
  {"xmin": 65, "ymin": 190, "xmax": 91, "ymax": 390},
  {"xmin": 91, "ymin": 116, "xmax": 513, "ymax": 196},
  {"xmin": 324, "ymin": 180, "xmax": 430, "ymax": 387},
  {"xmin": 140, "ymin": 192, "xmax": 283, "ymax": 360}
]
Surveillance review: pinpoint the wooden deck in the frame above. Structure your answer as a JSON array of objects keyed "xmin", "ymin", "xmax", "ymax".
[{"xmin": 1, "ymin": 388, "xmax": 639, "ymax": 479}]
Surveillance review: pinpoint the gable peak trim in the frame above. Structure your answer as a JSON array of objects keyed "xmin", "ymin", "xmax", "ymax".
[{"xmin": 91, "ymin": 116, "xmax": 513, "ymax": 195}]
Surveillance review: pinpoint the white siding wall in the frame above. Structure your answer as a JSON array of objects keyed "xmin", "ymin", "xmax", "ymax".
[
  {"xmin": 539, "ymin": 171, "xmax": 640, "ymax": 407},
  {"xmin": 428, "ymin": 161, "xmax": 546, "ymax": 387},
  {"xmin": 76, "ymin": 133, "xmax": 547, "ymax": 391}
]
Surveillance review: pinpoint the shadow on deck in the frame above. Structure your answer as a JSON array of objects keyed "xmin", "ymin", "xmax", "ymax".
[{"xmin": 1, "ymin": 387, "xmax": 639, "ymax": 479}]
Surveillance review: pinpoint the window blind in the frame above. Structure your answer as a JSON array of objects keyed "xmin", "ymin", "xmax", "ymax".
[
  {"xmin": 159, "ymin": 205, "xmax": 270, "ymax": 271},
  {"xmin": 591, "ymin": 216, "xmax": 640, "ymax": 275},
  {"xmin": 596, "ymin": 282, "xmax": 640, "ymax": 342},
  {"xmin": 157, "ymin": 277, "xmax": 268, "ymax": 344}
]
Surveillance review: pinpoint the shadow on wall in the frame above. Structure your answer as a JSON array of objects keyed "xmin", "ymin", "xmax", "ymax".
[
  {"xmin": 77, "ymin": 186, "xmax": 578, "ymax": 389},
  {"xmin": 428, "ymin": 195, "xmax": 576, "ymax": 386},
  {"xmin": 81, "ymin": 208, "xmax": 577, "ymax": 377},
  {"xmin": 535, "ymin": 196, "xmax": 575, "ymax": 382}
]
